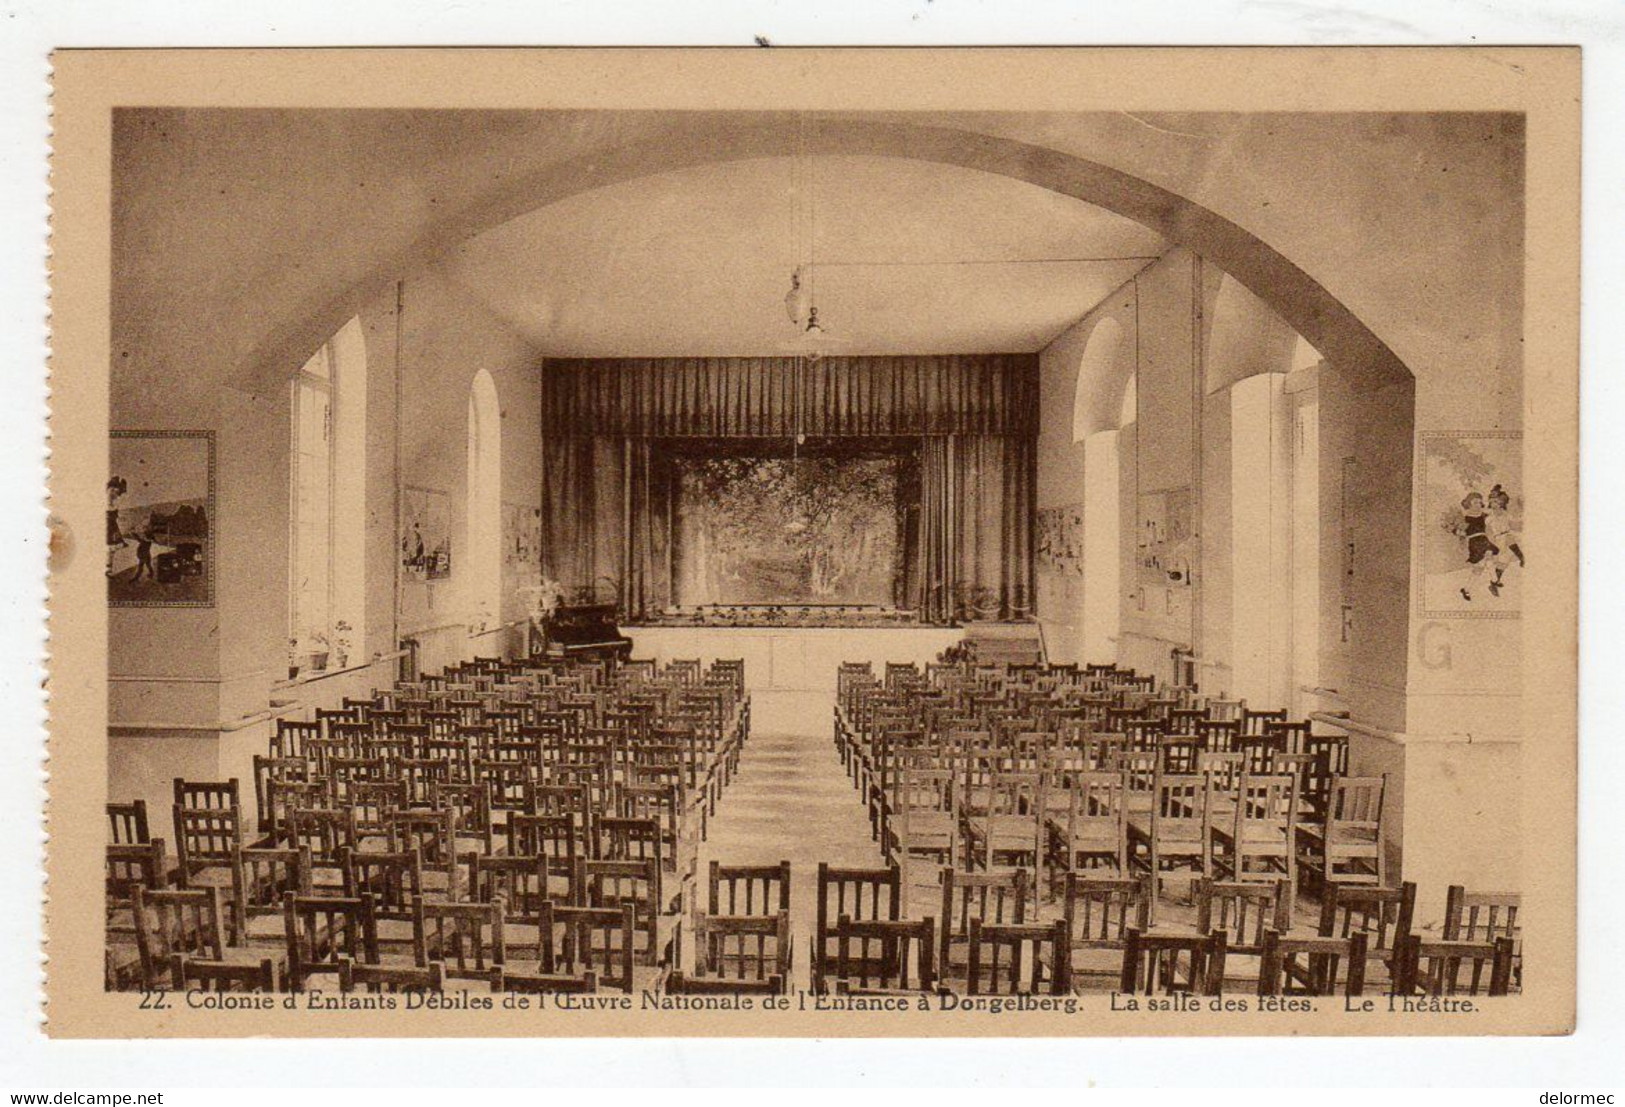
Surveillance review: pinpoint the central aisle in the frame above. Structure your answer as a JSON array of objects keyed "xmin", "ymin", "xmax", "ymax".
[{"xmin": 694, "ymin": 691, "xmax": 886, "ymax": 987}]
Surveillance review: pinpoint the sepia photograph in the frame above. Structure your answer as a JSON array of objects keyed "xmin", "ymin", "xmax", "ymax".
[{"xmin": 39, "ymin": 44, "xmax": 1580, "ymax": 1044}]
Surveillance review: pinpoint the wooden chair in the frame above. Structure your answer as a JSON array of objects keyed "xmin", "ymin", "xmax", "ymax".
[
  {"xmin": 966, "ymin": 918, "xmax": 1070, "ymax": 996},
  {"xmin": 279, "ymin": 806, "xmax": 357, "ymax": 888},
  {"xmin": 1194, "ymin": 718, "xmax": 1240, "ymax": 753},
  {"xmin": 1119, "ymin": 928, "xmax": 1227, "ymax": 996},
  {"xmin": 1060, "ymin": 873, "xmax": 1151, "ymax": 992},
  {"xmin": 1318, "ymin": 880, "xmax": 1416, "ymax": 986},
  {"xmin": 1155, "ymin": 733, "xmax": 1203, "ymax": 775},
  {"xmin": 1210, "ymin": 773, "xmax": 1298, "ymax": 889},
  {"xmin": 939, "ymin": 867, "xmax": 1030, "ymax": 980},
  {"xmin": 172, "ymin": 804, "xmax": 242, "ymax": 890},
  {"xmin": 251, "ymin": 756, "xmax": 312, "ymax": 837},
  {"xmin": 1297, "ymin": 775, "xmax": 1386, "ymax": 890},
  {"xmin": 829, "ymin": 915, "xmax": 937, "ymax": 996},
  {"xmin": 1444, "ymin": 886, "xmax": 1521, "ymax": 989},
  {"xmin": 384, "ymin": 808, "xmax": 459, "ymax": 897},
  {"xmin": 692, "ymin": 910, "xmax": 792, "ymax": 986},
  {"xmin": 230, "ymin": 845, "xmax": 312, "ymax": 947},
  {"xmin": 130, "ymin": 884, "xmax": 228, "ymax": 990},
  {"xmin": 282, "ymin": 891, "xmax": 376, "ymax": 991},
  {"xmin": 547, "ymin": 901, "xmax": 639, "ymax": 994},
  {"xmin": 337, "ymin": 957, "xmax": 445, "ymax": 994},
  {"xmin": 174, "ymin": 777, "xmax": 240, "ymax": 812},
  {"xmin": 598, "ymin": 815, "xmax": 665, "ymax": 873},
  {"xmin": 503, "ymin": 813, "xmax": 579, "ymax": 896},
  {"xmin": 340, "ymin": 846, "xmax": 423, "ymax": 950},
  {"xmin": 273, "ymin": 718, "xmax": 321, "ymax": 760},
  {"xmin": 492, "ymin": 965, "xmax": 598, "ymax": 993},
  {"xmin": 1047, "ymin": 770, "xmax": 1127, "ymax": 889},
  {"xmin": 171, "ymin": 954, "xmax": 278, "ymax": 993},
  {"xmin": 1127, "ymin": 771, "xmax": 1212, "ymax": 921},
  {"xmin": 963, "ymin": 771, "xmax": 1045, "ymax": 873},
  {"xmin": 708, "ymin": 860, "xmax": 791, "ymax": 916},
  {"xmin": 1240, "ymin": 708, "xmax": 1287, "ymax": 736},
  {"xmin": 582, "ymin": 857, "xmax": 666, "ymax": 966},
  {"xmin": 1234, "ymin": 733, "xmax": 1287, "ymax": 776},
  {"xmin": 467, "ymin": 854, "xmax": 558, "ymax": 953},
  {"xmin": 107, "ymin": 839, "xmax": 166, "ymax": 917},
  {"xmin": 1258, "ymin": 929, "xmax": 1368, "ymax": 997},
  {"xmin": 1392, "ymin": 934, "xmax": 1515, "ymax": 997},
  {"xmin": 812, "ymin": 863, "xmax": 902, "ymax": 993},
  {"xmin": 893, "ymin": 767, "xmax": 959, "ymax": 894},
  {"xmin": 412, "ymin": 896, "xmax": 506, "ymax": 982},
  {"xmin": 1194, "ymin": 877, "xmax": 1293, "ymax": 960},
  {"xmin": 663, "ymin": 970, "xmax": 784, "ymax": 996},
  {"xmin": 107, "ymin": 800, "xmax": 150, "ymax": 845}
]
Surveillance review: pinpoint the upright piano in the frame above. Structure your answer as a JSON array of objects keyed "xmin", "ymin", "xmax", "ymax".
[{"xmin": 542, "ymin": 602, "xmax": 634, "ymax": 661}]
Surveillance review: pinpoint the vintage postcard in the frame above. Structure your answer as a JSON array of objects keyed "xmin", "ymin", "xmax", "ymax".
[{"xmin": 44, "ymin": 47, "xmax": 1578, "ymax": 1037}]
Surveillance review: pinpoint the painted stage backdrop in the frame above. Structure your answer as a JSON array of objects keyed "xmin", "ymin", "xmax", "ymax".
[
  {"xmin": 673, "ymin": 453, "xmax": 901, "ymax": 607},
  {"xmin": 1418, "ymin": 430, "xmax": 1524, "ymax": 619},
  {"xmin": 108, "ymin": 430, "xmax": 214, "ymax": 606}
]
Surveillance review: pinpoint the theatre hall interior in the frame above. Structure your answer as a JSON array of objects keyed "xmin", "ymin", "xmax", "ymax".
[{"xmin": 102, "ymin": 108, "xmax": 1525, "ymax": 1001}]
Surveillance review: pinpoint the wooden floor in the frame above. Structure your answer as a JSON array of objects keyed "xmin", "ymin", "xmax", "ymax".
[{"xmin": 696, "ymin": 698, "xmax": 881, "ymax": 990}]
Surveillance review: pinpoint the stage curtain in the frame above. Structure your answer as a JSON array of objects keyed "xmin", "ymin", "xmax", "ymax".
[
  {"xmin": 542, "ymin": 354, "xmax": 1038, "ymax": 439},
  {"xmin": 540, "ymin": 437, "xmax": 671, "ymax": 619},
  {"xmin": 907, "ymin": 435, "xmax": 1036, "ymax": 623}
]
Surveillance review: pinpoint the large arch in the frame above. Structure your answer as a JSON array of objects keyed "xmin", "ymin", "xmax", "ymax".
[{"xmin": 234, "ymin": 116, "xmax": 1415, "ymax": 396}]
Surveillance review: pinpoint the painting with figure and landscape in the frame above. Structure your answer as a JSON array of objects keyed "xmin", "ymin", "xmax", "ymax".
[
  {"xmin": 673, "ymin": 453, "xmax": 901, "ymax": 607},
  {"xmin": 401, "ymin": 485, "xmax": 452, "ymax": 581},
  {"xmin": 1418, "ymin": 431, "xmax": 1524, "ymax": 618},
  {"xmin": 107, "ymin": 431, "xmax": 214, "ymax": 606}
]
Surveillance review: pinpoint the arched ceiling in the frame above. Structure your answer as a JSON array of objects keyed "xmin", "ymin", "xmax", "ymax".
[{"xmin": 432, "ymin": 155, "xmax": 1168, "ymax": 357}]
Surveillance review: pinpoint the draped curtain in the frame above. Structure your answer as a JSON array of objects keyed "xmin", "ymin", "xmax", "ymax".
[
  {"xmin": 541, "ymin": 355, "xmax": 1036, "ymax": 625},
  {"xmin": 542, "ymin": 355, "xmax": 1036, "ymax": 439},
  {"xmin": 906, "ymin": 436, "xmax": 1035, "ymax": 623},
  {"xmin": 540, "ymin": 438, "xmax": 672, "ymax": 618}
]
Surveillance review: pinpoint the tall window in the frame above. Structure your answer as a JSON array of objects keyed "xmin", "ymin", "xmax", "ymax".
[
  {"xmin": 290, "ymin": 317, "xmax": 367, "ymax": 672},
  {"xmin": 466, "ymin": 369, "xmax": 503, "ymax": 632}
]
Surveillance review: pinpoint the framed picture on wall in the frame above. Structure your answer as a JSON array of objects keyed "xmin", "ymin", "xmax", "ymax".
[
  {"xmin": 106, "ymin": 430, "xmax": 215, "ymax": 607},
  {"xmin": 1416, "ymin": 430, "xmax": 1524, "ymax": 619}
]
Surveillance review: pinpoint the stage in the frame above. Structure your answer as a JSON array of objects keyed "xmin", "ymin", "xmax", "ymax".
[{"xmin": 623, "ymin": 624, "xmax": 963, "ymax": 693}]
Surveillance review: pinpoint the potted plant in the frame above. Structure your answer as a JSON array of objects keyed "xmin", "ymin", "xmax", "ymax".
[
  {"xmin": 305, "ymin": 630, "xmax": 330, "ymax": 673},
  {"xmin": 332, "ymin": 620, "xmax": 354, "ymax": 670}
]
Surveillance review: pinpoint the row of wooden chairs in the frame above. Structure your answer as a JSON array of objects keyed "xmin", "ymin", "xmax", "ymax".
[{"xmin": 107, "ymin": 653, "xmax": 752, "ymax": 992}]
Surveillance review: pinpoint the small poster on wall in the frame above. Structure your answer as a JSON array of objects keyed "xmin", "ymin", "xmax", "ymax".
[
  {"xmin": 1036, "ymin": 504, "xmax": 1085, "ymax": 576},
  {"xmin": 1417, "ymin": 430, "xmax": 1523, "ymax": 619},
  {"xmin": 1136, "ymin": 486, "xmax": 1194, "ymax": 588},
  {"xmin": 107, "ymin": 430, "xmax": 215, "ymax": 607},
  {"xmin": 401, "ymin": 485, "xmax": 452, "ymax": 581},
  {"xmin": 503, "ymin": 502, "xmax": 542, "ymax": 572}
]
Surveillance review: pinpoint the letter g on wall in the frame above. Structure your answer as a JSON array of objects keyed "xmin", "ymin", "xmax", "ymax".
[{"xmin": 1418, "ymin": 620, "xmax": 1452, "ymax": 671}]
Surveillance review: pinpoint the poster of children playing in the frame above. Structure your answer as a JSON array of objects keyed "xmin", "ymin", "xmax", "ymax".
[
  {"xmin": 107, "ymin": 431, "xmax": 214, "ymax": 607},
  {"xmin": 1418, "ymin": 431, "xmax": 1524, "ymax": 618}
]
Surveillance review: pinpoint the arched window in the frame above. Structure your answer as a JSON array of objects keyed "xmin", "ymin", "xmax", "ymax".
[
  {"xmin": 289, "ymin": 316, "xmax": 367, "ymax": 673},
  {"xmin": 466, "ymin": 369, "xmax": 503, "ymax": 631},
  {"xmin": 1072, "ymin": 318, "xmax": 1126, "ymax": 443}
]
